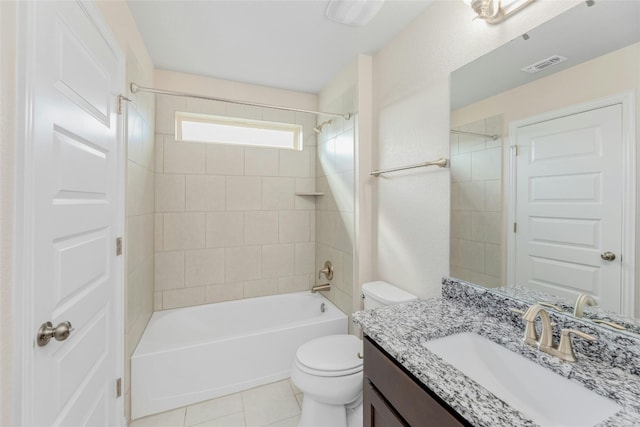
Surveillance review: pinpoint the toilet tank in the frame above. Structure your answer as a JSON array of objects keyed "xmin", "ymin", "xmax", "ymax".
[{"xmin": 362, "ymin": 281, "xmax": 417, "ymax": 310}]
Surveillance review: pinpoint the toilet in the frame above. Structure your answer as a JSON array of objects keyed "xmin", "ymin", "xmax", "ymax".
[{"xmin": 291, "ymin": 281, "xmax": 417, "ymax": 427}]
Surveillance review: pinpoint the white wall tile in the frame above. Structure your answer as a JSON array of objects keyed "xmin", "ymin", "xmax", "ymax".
[
  {"xmin": 484, "ymin": 243, "xmax": 502, "ymax": 278},
  {"xmin": 334, "ymin": 212, "xmax": 354, "ymax": 254},
  {"xmin": 163, "ymin": 212, "xmax": 206, "ymax": 250},
  {"xmin": 471, "ymin": 211, "xmax": 501, "ymax": 244},
  {"xmin": 261, "ymin": 244, "xmax": 294, "ymax": 278},
  {"xmin": 154, "ymin": 213, "xmax": 163, "ymax": 251},
  {"xmin": 450, "ymin": 211, "xmax": 471, "ymax": 239},
  {"xmin": 155, "ymin": 134, "xmax": 164, "ymax": 173},
  {"xmin": 278, "ymin": 275, "xmax": 312, "ymax": 294},
  {"xmin": 262, "ymin": 108, "xmax": 296, "ymax": 124},
  {"xmin": 450, "ymin": 152, "xmax": 471, "ymax": 183},
  {"xmin": 333, "ymin": 132, "xmax": 354, "ymax": 173},
  {"xmin": 263, "ymin": 177, "xmax": 295, "ymax": 210},
  {"xmin": 164, "ymin": 139, "xmax": 206, "ymax": 174},
  {"xmin": 155, "ymin": 251, "xmax": 184, "ymax": 291},
  {"xmin": 315, "ymin": 211, "xmax": 333, "ymax": 246},
  {"xmin": 279, "ymin": 147, "xmax": 311, "ymax": 177},
  {"xmin": 472, "ymin": 147, "xmax": 501, "ymax": 181},
  {"xmin": 162, "ymin": 287, "xmax": 206, "ymax": 310},
  {"xmin": 226, "ymin": 176, "xmax": 262, "ymax": 211},
  {"xmin": 206, "ymin": 145, "xmax": 245, "ymax": 176},
  {"xmin": 206, "ymin": 212, "xmax": 244, "ymax": 248},
  {"xmin": 186, "ymin": 175, "xmax": 226, "ymax": 211},
  {"xmin": 294, "ymin": 242, "xmax": 315, "ymax": 275},
  {"xmin": 485, "ymin": 179, "xmax": 502, "ymax": 212},
  {"xmin": 245, "ymin": 147, "xmax": 279, "ymax": 176},
  {"xmin": 155, "ymin": 174, "xmax": 185, "ymax": 212},
  {"xmin": 458, "ymin": 241, "xmax": 485, "ymax": 273},
  {"xmin": 244, "ymin": 278, "xmax": 278, "ymax": 299},
  {"xmin": 279, "ymin": 211, "xmax": 310, "ymax": 243},
  {"xmin": 185, "ymin": 248, "xmax": 225, "ymax": 287},
  {"xmin": 244, "ymin": 211, "xmax": 279, "ymax": 245},
  {"xmin": 226, "ymin": 246, "xmax": 261, "ymax": 282},
  {"xmin": 458, "ymin": 181, "xmax": 485, "ymax": 211},
  {"xmin": 205, "ymin": 283, "xmax": 244, "ymax": 304}
]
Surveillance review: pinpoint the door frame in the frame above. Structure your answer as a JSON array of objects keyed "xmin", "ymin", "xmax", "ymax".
[
  {"xmin": 506, "ymin": 91, "xmax": 636, "ymax": 316},
  {"xmin": 13, "ymin": 1, "xmax": 126, "ymax": 425}
]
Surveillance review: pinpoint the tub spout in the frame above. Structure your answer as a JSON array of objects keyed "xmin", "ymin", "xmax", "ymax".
[{"xmin": 311, "ymin": 283, "xmax": 331, "ymax": 293}]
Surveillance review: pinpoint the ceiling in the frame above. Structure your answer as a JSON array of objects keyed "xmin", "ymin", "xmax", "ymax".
[{"xmin": 127, "ymin": 0, "xmax": 433, "ymax": 94}]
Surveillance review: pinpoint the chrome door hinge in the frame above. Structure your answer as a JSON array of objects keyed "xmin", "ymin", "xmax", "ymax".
[
  {"xmin": 117, "ymin": 94, "xmax": 132, "ymax": 115},
  {"xmin": 513, "ymin": 222, "xmax": 518, "ymax": 233},
  {"xmin": 512, "ymin": 145, "xmax": 519, "ymax": 156},
  {"xmin": 116, "ymin": 237, "xmax": 123, "ymax": 256},
  {"xmin": 116, "ymin": 378, "xmax": 122, "ymax": 398}
]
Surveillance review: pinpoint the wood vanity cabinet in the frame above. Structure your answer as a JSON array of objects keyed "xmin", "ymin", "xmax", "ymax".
[{"xmin": 363, "ymin": 336, "xmax": 470, "ymax": 427}]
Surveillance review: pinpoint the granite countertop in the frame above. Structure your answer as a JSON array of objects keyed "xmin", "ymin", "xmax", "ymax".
[{"xmin": 353, "ymin": 297, "xmax": 640, "ymax": 426}]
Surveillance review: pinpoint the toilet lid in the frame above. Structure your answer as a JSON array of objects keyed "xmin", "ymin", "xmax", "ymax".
[{"xmin": 295, "ymin": 335, "xmax": 363, "ymax": 377}]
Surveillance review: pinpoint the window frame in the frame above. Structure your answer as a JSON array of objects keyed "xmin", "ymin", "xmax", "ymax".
[{"xmin": 175, "ymin": 111, "xmax": 304, "ymax": 151}]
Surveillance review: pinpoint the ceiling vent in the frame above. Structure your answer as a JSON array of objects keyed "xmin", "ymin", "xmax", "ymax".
[{"xmin": 521, "ymin": 55, "xmax": 568, "ymax": 74}]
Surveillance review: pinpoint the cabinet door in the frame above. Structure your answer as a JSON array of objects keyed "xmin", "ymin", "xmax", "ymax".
[
  {"xmin": 364, "ymin": 381, "xmax": 408, "ymax": 427},
  {"xmin": 364, "ymin": 337, "xmax": 468, "ymax": 426}
]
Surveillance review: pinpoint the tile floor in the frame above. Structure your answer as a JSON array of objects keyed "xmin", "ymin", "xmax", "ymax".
[{"xmin": 129, "ymin": 379, "xmax": 303, "ymax": 427}]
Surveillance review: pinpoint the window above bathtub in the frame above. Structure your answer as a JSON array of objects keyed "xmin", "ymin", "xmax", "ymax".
[{"xmin": 175, "ymin": 112, "xmax": 303, "ymax": 151}]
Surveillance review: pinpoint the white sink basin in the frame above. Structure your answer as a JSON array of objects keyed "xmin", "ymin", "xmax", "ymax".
[{"xmin": 423, "ymin": 332, "xmax": 621, "ymax": 427}]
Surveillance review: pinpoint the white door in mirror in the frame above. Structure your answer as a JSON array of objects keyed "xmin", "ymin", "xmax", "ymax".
[{"xmin": 514, "ymin": 104, "xmax": 623, "ymax": 312}]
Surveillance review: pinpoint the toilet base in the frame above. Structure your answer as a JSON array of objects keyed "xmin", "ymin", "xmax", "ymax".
[
  {"xmin": 298, "ymin": 396, "xmax": 362, "ymax": 427},
  {"xmin": 346, "ymin": 402, "xmax": 363, "ymax": 427},
  {"xmin": 298, "ymin": 397, "xmax": 347, "ymax": 427}
]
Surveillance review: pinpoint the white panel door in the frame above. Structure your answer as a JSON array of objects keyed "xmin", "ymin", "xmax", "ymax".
[
  {"xmin": 514, "ymin": 104, "xmax": 622, "ymax": 311},
  {"xmin": 21, "ymin": 2, "xmax": 123, "ymax": 426}
]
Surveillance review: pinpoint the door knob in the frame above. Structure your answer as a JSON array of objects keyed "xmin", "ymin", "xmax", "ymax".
[
  {"xmin": 37, "ymin": 321, "xmax": 74, "ymax": 347},
  {"xmin": 601, "ymin": 252, "xmax": 616, "ymax": 261}
]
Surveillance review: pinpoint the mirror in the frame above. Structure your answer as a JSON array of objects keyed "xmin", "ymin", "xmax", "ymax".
[{"xmin": 449, "ymin": 0, "xmax": 640, "ymax": 330}]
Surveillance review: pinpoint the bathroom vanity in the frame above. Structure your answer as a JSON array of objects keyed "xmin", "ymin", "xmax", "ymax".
[
  {"xmin": 363, "ymin": 336, "xmax": 467, "ymax": 426},
  {"xmin": 354, "ymin": 278, "xmax": 640, "ymax": 426}
]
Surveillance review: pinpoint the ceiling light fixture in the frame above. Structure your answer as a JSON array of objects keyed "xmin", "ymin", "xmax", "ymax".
[
  {"xmin": 325, "ymin": 0, "xmax": 385, "ymax": 27},
  {"xmin": 464, "ymin": 0, "xmax": 536, "ymax": 24}
]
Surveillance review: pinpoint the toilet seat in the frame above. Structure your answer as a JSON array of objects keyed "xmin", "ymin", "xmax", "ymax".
[{"xmin": 295, "ymin": 335, "xmax": 363, "ymax": 377}]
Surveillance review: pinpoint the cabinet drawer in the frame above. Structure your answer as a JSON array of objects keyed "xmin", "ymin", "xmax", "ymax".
[{"xmin": 364, "ymin": 337, "xmax": 467, "ymax": 427}]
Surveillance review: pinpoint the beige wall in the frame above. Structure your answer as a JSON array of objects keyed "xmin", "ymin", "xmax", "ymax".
[
  {"xmin": 371, "ymin": 0, "xmax": 580, "ymax": 299},
  {"xmin": 153, "ymin": 71, "xmax": 319, "ymax": 310}
]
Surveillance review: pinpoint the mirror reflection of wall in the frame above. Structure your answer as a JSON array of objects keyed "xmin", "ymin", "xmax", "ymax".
[{"xmin": 450, "ymin": 116, "xmax": 504, "ymax": 288}]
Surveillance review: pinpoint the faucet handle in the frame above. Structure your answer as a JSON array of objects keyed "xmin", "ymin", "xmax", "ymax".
[
  {"xmin": 509, "ymin": 307, "xmax": 525, "ymax": 316},
  {"xmin": 557, "ymin": 329, "xmax": 596, "ymax": 362}
]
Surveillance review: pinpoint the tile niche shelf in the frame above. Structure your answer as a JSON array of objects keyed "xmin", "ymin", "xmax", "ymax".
[{"xmin": 294, "ymin": 192, "xmax": 325, "ymax": 196}]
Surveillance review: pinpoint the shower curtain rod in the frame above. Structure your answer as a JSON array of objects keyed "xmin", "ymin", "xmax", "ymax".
[{"xmin": 130, "ymin": 83, "xmax": 352, "ymax": 120}]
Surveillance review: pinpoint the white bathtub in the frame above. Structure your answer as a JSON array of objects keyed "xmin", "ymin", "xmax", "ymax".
[{"xmin": 131, "ymin": 291, "xmax": 347, "ymax": 419}]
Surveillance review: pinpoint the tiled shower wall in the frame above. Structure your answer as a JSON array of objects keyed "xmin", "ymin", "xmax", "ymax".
[
  {"xmin": 316, "ymin": 86, "xmax": 356, "ymax": 324},
  {"xmin": 450, "ymin": 115, "xmax": 504, "ymax": 287},
  {"xmin": 153, "ymin": 95, "xmax": 318, "ymax": 310}
]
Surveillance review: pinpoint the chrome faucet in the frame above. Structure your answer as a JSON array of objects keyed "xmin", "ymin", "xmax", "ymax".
[
  {"xmin": 521, "ymin": 304, "xmax": 596, "ymax": 362},
  {"xmin": 311, "ymin": 283, "xmax": 331, "ymax": 293},
  {"xmin": 573, "ymin": 293, "xmax": 597, "ymax": 318}
]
